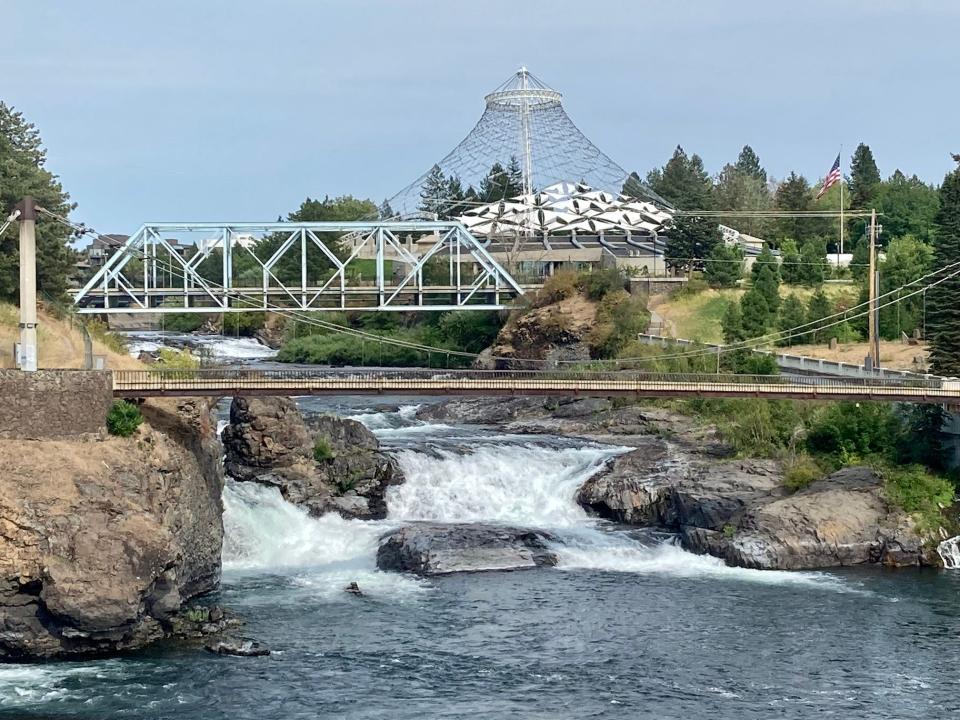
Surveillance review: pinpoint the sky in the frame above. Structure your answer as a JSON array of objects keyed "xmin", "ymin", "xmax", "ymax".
[{"xmin": 4, "ymin": 0, "xmax": 959, "ymax": 234}]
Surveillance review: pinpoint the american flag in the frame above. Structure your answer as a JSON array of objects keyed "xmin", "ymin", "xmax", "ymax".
[{"xmin": 816, "ymin": 153, "xmax": 841, "ymax": 199}]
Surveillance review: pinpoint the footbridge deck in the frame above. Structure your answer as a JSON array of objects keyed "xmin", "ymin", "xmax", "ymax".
[{"xmin": 112, "ymin": 369, "xmax": 960, "ymax": 404}]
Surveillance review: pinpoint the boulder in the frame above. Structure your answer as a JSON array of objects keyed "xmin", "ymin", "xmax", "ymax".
[
  {"xmin": 681, "ymin": 468, "xmax": 936, "ymax": 570},
  {"xmin": 205, "ymin": 637, "xmax": 270, "ymax": 657},
  {"xmin": 376, "ymin": 524, "xmax": 559, "ymax": 576},
  {"xmin": 0, "ymin": 400, "xmax": 225, "ymax": 659},
  {"xmin": 223, "ymin": 397, "xmax": 403, "ymax": 520}
]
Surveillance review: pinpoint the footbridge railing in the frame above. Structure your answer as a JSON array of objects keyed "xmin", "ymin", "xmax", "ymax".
[{"xmin": 111, "ymin": 368, "xmax": 960, "ymax": 404}]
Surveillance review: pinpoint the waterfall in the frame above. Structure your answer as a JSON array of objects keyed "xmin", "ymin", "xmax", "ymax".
[
  {"xmin": 220, "ymin": 404, "xmax": 853, "ymax": 592},
  {"xmin": 938, "ymin": 536, "xmax": 960, "ymax": 569}
]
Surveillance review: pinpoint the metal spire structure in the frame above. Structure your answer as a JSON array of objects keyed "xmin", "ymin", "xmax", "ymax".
[{"xmin": 389, "ymin": 68, "xmax": 661, "ymax": 216}]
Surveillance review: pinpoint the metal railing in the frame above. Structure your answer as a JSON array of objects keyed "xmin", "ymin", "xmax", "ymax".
[{"xmin": 110, "ymin": 368, "xmax": 955, "ymax": 402}]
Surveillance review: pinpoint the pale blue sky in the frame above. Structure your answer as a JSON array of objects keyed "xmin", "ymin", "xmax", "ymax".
[{"xmin": 4, "ymin": 0, "xmax": 959, "ymax": 233}]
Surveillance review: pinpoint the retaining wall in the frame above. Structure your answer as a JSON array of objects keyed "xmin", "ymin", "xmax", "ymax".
[{"xmin": 0, "ymin": 370, "xmax": 113, "ymax": 439}]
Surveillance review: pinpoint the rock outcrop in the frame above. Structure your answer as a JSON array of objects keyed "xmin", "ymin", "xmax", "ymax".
[
  {"xmin": 483, "ymin": 294, "xmax": 596, "ymax": 369},
  {"xmin": 0, "ymin": 400, "xmax": 225, "ymax": 659},
  {"xmin": 376, "ymin": 524, "xmax": 558, "ymax": 575},
  {"xmin": 222, "ymin": 396, "xmax": 403, "ymax": 519}
]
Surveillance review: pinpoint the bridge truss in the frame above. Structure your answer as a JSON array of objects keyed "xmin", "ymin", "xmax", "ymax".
[{"xmin": 73, "ymin": 221, "xmax": 525, "ymax": 313}]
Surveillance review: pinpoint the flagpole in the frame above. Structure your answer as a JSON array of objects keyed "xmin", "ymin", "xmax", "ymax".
[{"xmin": 839, "ymin": 144, "xmax": 844, "ymax": 263}]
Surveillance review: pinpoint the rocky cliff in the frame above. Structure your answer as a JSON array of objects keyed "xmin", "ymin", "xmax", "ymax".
[
  {"xmin": 222, "ymin": 396, "xmax": 403, "ymax": 519},
  {"xmin": 0, "ymin": 400, "xmax": 224, "ymax": 659},
  {"xmin": 417, "ymin": 396, "xmax": 938, "ymax": 570}
]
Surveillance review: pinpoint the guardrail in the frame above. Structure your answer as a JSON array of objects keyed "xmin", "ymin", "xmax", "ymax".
[{"xmin": 634, "ymin": 333, "xmax": 932, "ymax": 382}]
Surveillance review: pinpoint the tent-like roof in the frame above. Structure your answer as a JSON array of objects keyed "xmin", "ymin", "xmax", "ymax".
[{"xmin": 457, "ymin": 182, "xmax": 673, "ymax": 238}]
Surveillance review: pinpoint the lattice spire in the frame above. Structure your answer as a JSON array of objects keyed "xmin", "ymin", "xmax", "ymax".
[{"xmin": 389, "ymin": 68, "xmax": 662, "ymax": 216}]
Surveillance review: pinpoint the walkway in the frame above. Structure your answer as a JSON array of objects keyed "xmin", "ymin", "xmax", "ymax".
[{"xmin": 111, "ymin": 369, "xmax": 960, "ymax": 404}]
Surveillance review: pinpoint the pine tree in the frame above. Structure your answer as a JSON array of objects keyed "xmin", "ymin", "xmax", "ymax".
[
  {"xmin": 734, "ymin": 145, "xmax": 767, "ymax": 184},
  {"xmin": 479, "ymin": 161, "xmax": 523, "ymax": 202},
  {"xmin": 777, "ymin": 294, "xmax": 808, "ymax": 346},
  {"xmin": 740, "ymin": 287, "xmax": 771, "ymax": 338},
  {"xmin": 928, "ymin": 158, "xmax": 960, "ymax": 376},
  {"xmin": 721, "ymin": 301, "xmax": 746, "ymax": 343},
  {"xmin": 752, "ymin": 253, "xmax": 781, "ymax": 316},
  {"xmin": 664, "ymin": 216, "xmax": 721, "ymax": 272},
  {"xmin": 378, "ymin": 199, "xmax": 395, "ymax": 219},
  {"xmin": 848, "ymin": 143, "xmax": 881, "ymax": 210},
  {"xmin": 646, "ymin": 145, "xmax": 714, "ymax": 209},
  {"xmin": 799, "ymin": 239, "xmax": 828, "ymax": 286},
  {"xmin": 751, "ymin": 246, "xmax": 780, "ymax": 284},
  {"xmin": 0, "ymin": 102, "xmax": 76, "ymax": 301},
  {"xmin": 418, "ymin": 164, "xmax": 447, "ymax": 218},
  {"xmin": 703, "ymin": 243, "xmax": 743, "ymax": 288},
  {"xmin": 847, "ymin": 143, "xmax": 882, "ymax": 241},
  {"xmin": 779, "ymin": 240, "xmax": 803, "ymax": 285},
  {"xmin": 506, "ymin": 155, "xmax": 524, "ymax": 194},
  {"xmin": 806, "ymin": 288, "xmax": 833, "ymax": 344}
]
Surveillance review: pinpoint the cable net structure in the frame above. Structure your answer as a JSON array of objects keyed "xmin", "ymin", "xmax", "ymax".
[{"xmin": 389, "ymin": 68, "xmax": 663, "ymax": 216}]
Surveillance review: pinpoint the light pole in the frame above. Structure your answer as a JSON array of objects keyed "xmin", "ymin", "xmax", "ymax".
[{"xmin": 16, "ymin": 197, "xmax": 38, "ymax": 372}]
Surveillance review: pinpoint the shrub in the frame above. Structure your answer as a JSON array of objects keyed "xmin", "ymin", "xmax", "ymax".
[
  {"xmin": 156, "ymin": 347, "xmax": 200, "ymax": 369},
  {"xmin": 313, "ymin": 437, "xmax": 334, "ymax": 462},
  {"xmin": 675, "ymin": 276, "xmax": 709, "ymax": 298},
  {"xmin": 805, "ymin": 402, "xmax": 896, "ymax": 459},
  {"xmin": 534, "ymin": 271, "xmax": 579, "ymax": 307},
  {"xmin": 577, "ymin": 268, "xmax": 626, "ymax": 301},
  {"xmin": 107, "ymin": 400, "xmax": 143, "ymax": 437},
  {"xmin": 882, "ymin": 464, "xmax": 954, "ymax": 535},
  {"xmin": 783, "ymin": 453, "xmax": 824, "ymax": 492}
]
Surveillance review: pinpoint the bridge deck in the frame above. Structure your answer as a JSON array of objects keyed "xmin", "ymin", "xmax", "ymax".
[{"xmin": 112, "ymin": 369, "xmax": 960, "ymax": 404}]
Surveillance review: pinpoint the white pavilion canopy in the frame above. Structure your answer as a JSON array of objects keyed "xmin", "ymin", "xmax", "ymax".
[{"xmin": 457, "ymin": 182, "xmax": 673, "ymax": 239}]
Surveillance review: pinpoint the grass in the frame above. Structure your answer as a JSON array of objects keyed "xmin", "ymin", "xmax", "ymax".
[
  {"xmin": 880, "ymin": 463, "xmax": 955, "ymax": 536},
  {"xmin": 652, "ymin": 282, "xmax": 859, "ymax": 344},
  {"xmin": 313, "ymin": 437, "xmax": 334, "ymax": 462}
]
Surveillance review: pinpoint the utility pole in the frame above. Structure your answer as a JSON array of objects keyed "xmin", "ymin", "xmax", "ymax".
[
  {"xmin": 867, "ymin": 208, "xmax": 880, "ymax": 370},
  {"xmin": 16, "ymin": 197, "xmax": 38, "ymax": 372}
]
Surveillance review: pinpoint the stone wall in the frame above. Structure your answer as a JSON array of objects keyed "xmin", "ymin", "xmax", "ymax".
[{"xmin": 0, "ymin": 369, "xmax": 113, "ymax": 439}]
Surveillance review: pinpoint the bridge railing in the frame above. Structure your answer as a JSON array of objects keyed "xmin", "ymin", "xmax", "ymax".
[{"xmin": 112, "ymin": 367, "xmax": 947, "ymax": 390}]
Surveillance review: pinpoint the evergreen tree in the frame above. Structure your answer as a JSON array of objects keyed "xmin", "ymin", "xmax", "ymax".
[
  {"xmin": 418, "ymin": 164, "xmax": 447, "ymax": 218},
  {"xmin": 721, "ymin": 301, "xmax": 746, "ymax": 344},
  {"xmin": 927, "ymin": 157, "xmax": 960, "ymax": 376},
  {"xmin": 443, "ymin": 176, "xmax": 467, "ymax": 219},
  {"xmin": 378, "ymin": 198, "xmax": 395, "ymax": 219},
  {"xmin": 773, "ymin": 172, "xmax": 813, "ymax": 245},
  {"xmin": 873, "ymin": 170, "xmax": 940, "ymax": 244},
  {"xmin": 874, "ymin": 235, "xmax": 932, "ymax": 339},
  {"xmin": 751, "ymin": 246, "xmax": 780, "ymax": 284},
  {"xmin": 479, "ymin": 161, "xmax": 523, "ymax": 203},
  {"xmin": 734, "ymin": 145, "xmax": 767, "ymax": 183},
  {"xmin": 779, "ymin": 239, "xmax": 803, "ymax": 284},
  {"xmin": 0, "ymin": 102, "xmax": 76, "ymax": 302},
  {"xmin": 799, "ymin": 239, "xmax": 828, "ymax": 286},
  {"xmin": 753, "ymin": 260, "xmax": 781, "ymax": 315},
  {"xmin": 806, "ymin": 287, "xmax": 834, "ymax": 343},
  {"xmin": 848, "ymin": 143, "xmax": 882, "ymax": 209},
  {"xmin": 777, "ymin": 294, "xmax": 808, "ymax": 346},
  {"xmin": 646, "ymin": 145, "xmax": 713, "ymax": 209},
  {"xmin": 506, "ymin": 155, "xmax": 524, "ymax": 194},
  {"xmin": 714, "ymin": 153, "xmax": 772, "ymax": 238},
  {"xmin": 847, "ymin": 143, "xmax": 882, "ymax": 240},
  {"xmin": 740, "ymin": 286, "xmax": 771, "ymax": 338},
  {"xmin": 664, "ymin": 216, "xmax": 722, "ymax": 272},
  {"xmin": 703, "ymin": 243, "xmax": 743, "ymax": 288}
]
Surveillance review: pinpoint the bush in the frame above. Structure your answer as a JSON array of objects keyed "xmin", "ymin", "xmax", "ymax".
[
  {"xmin": 84, "ymin": 317, "xmax": 127, "ymax": 354},
  {"xmin": 805, "ymin": 402, "xmax": 896, "ymax": 460},
  {"xmin": 107, "ymin": 400, "xmax": 143, "ymax": 437},
  {"xmin": 882, "ymin": 464, "xmax": 954, "ymax": 534},
  {"xmin": 534, "ymin": 271, "xmax": 579, "ymax": 307},
  {"xmin": 588, "ymin": 291, "xmax": 650, "ymax": 359},
  {"xmin": 313, "ymin": 437, "xmax": 334, "ymax": 462},
  {"xmin": 783, "ymin": 453, "xmax": 824, "ymax": 492},
  {"xmin": 675, "ymin": 276, "xmax": 710, "ymax": 298},
  {"xmin": 577, "ymin": 268, "xmax": 626, "ymax": 301},
  {"xmin": 156, "ymin": 347, "xmax": 200, "ymax": 369}
]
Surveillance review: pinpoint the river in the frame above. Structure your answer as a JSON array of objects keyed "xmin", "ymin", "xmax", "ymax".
[{"xmin": 3, "ymin": 335, "xmax": 960, "ymax": 718}]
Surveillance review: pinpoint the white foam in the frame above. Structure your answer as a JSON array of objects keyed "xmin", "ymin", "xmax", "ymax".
[
  {"xmin": 387, "ymin": 443, "xmax": 622, "ymax": 527},
  {"xmin": 222, "ymin": 481, "xmax": 424, "ymax": 599}
]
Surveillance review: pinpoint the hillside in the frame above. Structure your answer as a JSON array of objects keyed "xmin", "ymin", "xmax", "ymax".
[{"xmin": 0, "ymin": 303, "xmax": 140, "ymax": 370}]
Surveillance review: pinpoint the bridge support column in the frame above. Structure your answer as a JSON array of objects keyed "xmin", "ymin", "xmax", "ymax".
[{"xmin": 16, "ymin": 197, "xmax": 38, "ymax": 372}]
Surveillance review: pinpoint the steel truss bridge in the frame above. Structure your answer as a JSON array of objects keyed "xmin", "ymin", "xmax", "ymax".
[
  {"xmin": 73, "ymin": 221, "xmax": 525, "ymax": 313},
  {"xmin": 111, "ymin": 368, "xmax": 960, "ymax": 404}
]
